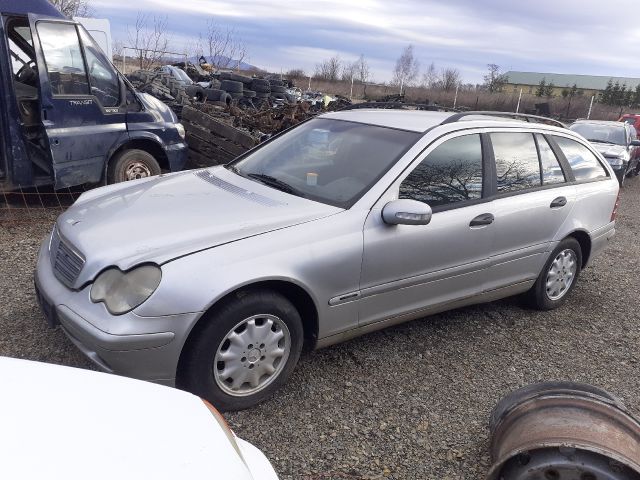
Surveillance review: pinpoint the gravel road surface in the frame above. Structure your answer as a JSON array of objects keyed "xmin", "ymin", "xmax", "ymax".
[{"xmin": 1, "ymin": 181, "xmax": 639, "ymax": 480}]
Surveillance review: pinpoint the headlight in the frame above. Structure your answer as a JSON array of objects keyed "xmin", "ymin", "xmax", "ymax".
[
  {"xmin": 176, "ymin": 123, "xmax": 186, "ymax": 140},
  {"xmin": 606, "ymin": 155, "xmax": 625, "ymax": 166},
  {"xmin": 90, "ymin": 265, "xmax": 162, "ymax": 315}
]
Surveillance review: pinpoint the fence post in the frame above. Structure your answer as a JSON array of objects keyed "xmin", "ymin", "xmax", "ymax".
[
  {"xmin": 453, "ymin": 84, "xmax": 459, "ymax": 109},
  {"xmin": 587, "ymin": 95, "xmax": 594, "ymax": 119},
  {"xmin": 515, "ymin": 88, "xmax": 522, "ymax": 113}
]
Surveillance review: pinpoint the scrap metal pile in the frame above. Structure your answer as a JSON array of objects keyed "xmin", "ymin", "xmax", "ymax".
[{"xmin": 126, "ymin": 63, "xmax": 352, "ymax": 168}]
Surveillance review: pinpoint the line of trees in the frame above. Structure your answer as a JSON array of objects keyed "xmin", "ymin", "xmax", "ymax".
[
  {"xmin": 600, "ymin": 80, "xmax": 640, "ymax": 107},
  {"xmin": 313, "ymin": 54, "xmax": 370, "ymax": 83}
]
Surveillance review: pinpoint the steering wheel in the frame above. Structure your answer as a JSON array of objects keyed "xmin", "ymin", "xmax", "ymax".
[{"xmin": 16, "ymin": 61, "xmax": 38, "ymax": 86}]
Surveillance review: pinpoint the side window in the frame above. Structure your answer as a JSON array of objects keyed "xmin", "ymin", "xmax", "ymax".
[
  {"xmin": 78, "ymin": 28, "xmax": 120, "ymax": 107},
  {"xmin": 552, "ymin": 136, "xmax": 608, "ymax": 181},
  {"xmin": 399, "ymin": 134, "xmax": 483, "ymax": 207},
  {"xmin": 36, "ymin": 22, "xmax": 89, "ymax": 96},
  {"xmin": 491, "ymin": 132, "xmax": 541, "ymax": 193},
  {"xmin": 535, "ymin": 134, "xmax": 566, "ymax": 185}
]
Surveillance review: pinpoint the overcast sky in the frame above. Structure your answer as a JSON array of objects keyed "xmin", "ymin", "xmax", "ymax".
[{"xmin": 92, "ymin": 0, "xmax": 639, "ymax": 84}]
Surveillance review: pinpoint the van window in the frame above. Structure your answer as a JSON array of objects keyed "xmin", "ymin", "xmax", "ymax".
[
  {"xmin": 535, "ymin": 134, "xmax": 565, "ymax": 185},
  {"xmin": 491, "ymin": 132, "xmax": 541, "ymax": 193},
  {"xmin": 399, "ymin": 134, "xmax": 483, "ymax": 207},
  {"xmin": 553, "ymin": 136, "xmax": 609, "ymax": 182},
  {"xmin": 37, "ymin": 22, "xmax": 89, "ymax": 96},
  {"xmin": 79, "ymin": 28, "xmax": 120, "ymax": 107}
]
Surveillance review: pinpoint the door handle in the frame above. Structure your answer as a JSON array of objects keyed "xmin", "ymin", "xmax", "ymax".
[
  {"xmin": 550, "ymin": 196, "xmax": 567, "ymax": 208},
  {"xmin": 469, "ymin": 213, "xmax": 494, "ymax": 227}
]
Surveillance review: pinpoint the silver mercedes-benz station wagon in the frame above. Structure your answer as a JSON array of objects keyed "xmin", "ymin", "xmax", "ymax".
[{"xmin": 35, "ymin": 109, "xmax": 619, "ymax": 410}]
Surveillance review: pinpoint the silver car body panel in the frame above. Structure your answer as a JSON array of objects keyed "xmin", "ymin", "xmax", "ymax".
[{"xmin": 34, "ymin": 112, "xmax": 620, "ymax": 385}]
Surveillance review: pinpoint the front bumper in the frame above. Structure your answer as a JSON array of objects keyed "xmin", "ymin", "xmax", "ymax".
[
  {"xmin": 166, "ymin": 141, "xmax": 189, "ymax": 172},
  {"xmin": 34, "ymin": 236, "xmax": 199, "ymax": 386}
]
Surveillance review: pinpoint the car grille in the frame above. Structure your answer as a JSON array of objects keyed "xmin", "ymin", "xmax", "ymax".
[{"xmin": 49, "ymin": 226, "xmax": 85, "ymax": 288}]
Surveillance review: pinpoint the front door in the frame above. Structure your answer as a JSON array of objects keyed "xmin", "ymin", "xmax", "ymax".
[
  {"xmin": 359, "ymin": 132, "xmax": 494, "ymax": 327},
  {"xmin": 28, "ymin": 15, "xmax": 127, "ymax": 188}
]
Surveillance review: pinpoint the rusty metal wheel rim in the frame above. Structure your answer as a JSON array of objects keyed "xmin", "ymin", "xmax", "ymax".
[{"xmin": 124, "ymin": 161, "xmax": 152, "ymax": 181}]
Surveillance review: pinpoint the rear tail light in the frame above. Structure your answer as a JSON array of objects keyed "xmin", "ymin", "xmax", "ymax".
[{"xmin": 611, "ymin": 191, "xmax": 621, "ymax": 222}]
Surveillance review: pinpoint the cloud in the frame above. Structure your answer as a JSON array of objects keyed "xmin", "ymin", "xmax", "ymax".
[{"xmin": 94, "ymin": 0, "xmax": 640, "ymax": 84}]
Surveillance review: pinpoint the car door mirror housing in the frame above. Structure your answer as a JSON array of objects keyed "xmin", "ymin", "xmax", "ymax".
[{"xmin": 382, "ymin": 199, "xmax": 433, "ymax": 226}]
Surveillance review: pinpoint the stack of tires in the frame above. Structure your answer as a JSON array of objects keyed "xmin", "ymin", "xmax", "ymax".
[
  {"xmin": 251, "ymin": 78, "xmax": 271, "ymax": 106},
  {"xmin": 126, "ymin": 69, "xmax": 191, "ymax": 117},
  {"xmin": 268, "ymin": 79, "xmax": 288, "ymax": 103}
]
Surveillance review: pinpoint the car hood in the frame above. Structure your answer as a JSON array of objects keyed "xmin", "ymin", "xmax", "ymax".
[
  {"xmin": 0, "ymin": 356, "xmax": 276, "ymax": 480},
  {"xmin": 592, "ymin": 143, "xmax": 627, "ymax": 158},
  {"xmin": 57, "ymin": 167, "xmax": 341, "ymax": 286},
  {"xmin": 136, "ymin": 92, "xmax": 178, "ymax": 123}
]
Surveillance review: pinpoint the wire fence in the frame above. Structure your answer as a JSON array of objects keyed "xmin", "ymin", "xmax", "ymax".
[{"xmin": 0, "ymin": 185, "xmax": 88, "ymax": 227}]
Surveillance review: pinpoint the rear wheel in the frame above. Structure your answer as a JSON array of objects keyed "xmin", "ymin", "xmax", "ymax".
[
  {"xmin": 107, "ymin": 149, "xmax": 161, "ymax": 184},
  {"xmin": 179, "ymin": 290, "xmax": 304, "ymax": 411},
  {"xmin": 526, "ymin": 237, "xmax": 582, "ymax": 310}
]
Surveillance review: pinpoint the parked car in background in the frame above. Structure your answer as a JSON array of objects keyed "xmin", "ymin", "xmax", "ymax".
[
  {"xmin": 0, "ymin": 356, "xmax": 279, "ymax": 480},
  {"xmin": 1, "ymin": 0, "xmax": 188, "ymax": 189},
  {"xmin": 569, "ymin": 120, "xmax": 640, "ymax": 186},
  {"xmin": 619, "ymin": 113, "xmax": 640, "ymax": 136},
  {"xmin": 35, "ymin": 110, "xmax": 619, "ymax": 411},
  {"xmin": 158, "ymin": 65, "xmax": 206, "ymax": 102}
]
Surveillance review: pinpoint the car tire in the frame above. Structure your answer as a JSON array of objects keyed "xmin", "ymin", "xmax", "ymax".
[
  {"xmin": 220, "ymin": 80, "xmax": 243, "ymax": 93},
  {"xmin": 526, "ymin": 237, "xmax": 582, "ymax": 310},
  {"xmin": 107, "ymin": 149, "xmax": 161, "ymax": 184},
  {"xmin": 179, "ymin": 289, "xmax": 304, "ymax": 411}
]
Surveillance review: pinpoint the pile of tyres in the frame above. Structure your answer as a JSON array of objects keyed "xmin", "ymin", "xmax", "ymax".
[{"xmin": 206, "ymin": 72, "xmax": 296, "ymax": 106}]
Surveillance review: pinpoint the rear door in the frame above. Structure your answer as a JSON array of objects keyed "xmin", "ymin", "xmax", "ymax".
[
  {"xmin": 28, "ymin": 15, "xmax": 127, "ymax": 188},
  {"xmin": 484, "ymin": 131, "xmax": 576, "ymax": 291}
]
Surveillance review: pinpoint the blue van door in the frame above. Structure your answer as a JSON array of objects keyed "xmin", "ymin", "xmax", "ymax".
[{"xmin": 28, "ymin": 15, "xmax": 128, "ymax": 188}]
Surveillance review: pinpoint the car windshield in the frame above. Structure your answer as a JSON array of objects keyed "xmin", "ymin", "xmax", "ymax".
[
  {"xmin": 228, "ymin": 118, "xmax": 420, "ymax": 208},
  {"xmin": 570, "ymin": 123, "xmax": 626, "ymax": 145},
  {"xmin": 174, "ymin": 68, "xmax": 192, "ymax": 83}
]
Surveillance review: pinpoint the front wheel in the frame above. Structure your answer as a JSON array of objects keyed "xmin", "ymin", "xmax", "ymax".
[
  {"xmin": 526, "ymin": 237, "xmax": 582, "ymax": 310},
  {"xmin": 178, "ymin": 290, "xmax": 304, "ymax": 411},
  {"xmin": 107, "ymin": 149, "xmax": 161, "ymax": 184}
]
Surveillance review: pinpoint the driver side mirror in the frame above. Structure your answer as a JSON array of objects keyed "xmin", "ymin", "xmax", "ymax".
[{"xmin": 382, "ymin": 199, "xmax": 432, "ymax": 226}]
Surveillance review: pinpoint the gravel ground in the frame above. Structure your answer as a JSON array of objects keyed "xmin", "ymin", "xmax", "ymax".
[{"xmin": 1, "ymin": 181, "xmax": 639, "ymax": 480}]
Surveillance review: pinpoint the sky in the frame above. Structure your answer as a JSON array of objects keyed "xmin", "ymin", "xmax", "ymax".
[{"xmin": 91, "ymin": 0, "xmax": 640, "ymax": 85}]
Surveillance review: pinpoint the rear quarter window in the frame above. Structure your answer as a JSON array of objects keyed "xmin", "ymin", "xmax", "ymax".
[{"xmin": 552, "ymin": 136, "xmax": 608, "ymax": 182}]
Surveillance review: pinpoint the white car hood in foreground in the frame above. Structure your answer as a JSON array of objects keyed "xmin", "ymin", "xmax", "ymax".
[
  {"xmin": 57, "ymin": 166, "xmax": 340, "ymax": 285},
  {"xmin": 0, "ymin": 357, "xmax": 278, "ymax": 480}
]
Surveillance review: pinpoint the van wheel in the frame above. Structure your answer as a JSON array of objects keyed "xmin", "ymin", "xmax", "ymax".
[
  {"xmin": 178, "ymin": 290, "xmax": 303, "ymax": 411},
  {"xmin": 107, "ymin": 149, "xmax": 161, "ymax": 184},
  {"xmin": 526, "ymin": 237, "xmax": 582, "ymax": 310}
]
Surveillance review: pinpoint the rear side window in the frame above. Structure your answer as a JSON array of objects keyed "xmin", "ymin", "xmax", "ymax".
[
  {"xmin": 535, "ymin": 134, "xmax": 565, "ymax": 185},
  {"xmin": 491, "ymin": 132, "xmax": 541, "ymax": 193},
  {"xmin": 399, "ymin": 134, "xmax": 483, "ymax": 207},
  {"xmin": 552, "ymin": 136, "xmax": 608, "ymax": 181},
  {"xmin": 37, "ymin": 22, "xmax": 89, "ymax": 96}
]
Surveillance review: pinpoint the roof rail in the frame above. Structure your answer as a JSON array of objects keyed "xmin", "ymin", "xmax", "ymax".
[
  {"xmin": 440, "ymin": 111, "xmax": 566, "ymax": 128},
  {"xmin": 340, "ymin": 102, "xmax": 460, "ymax": 112}
]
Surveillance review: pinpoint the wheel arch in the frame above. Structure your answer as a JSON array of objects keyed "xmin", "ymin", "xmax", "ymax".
[
  {"xmin": 176, "ymin": 279, "xmax": 319, "ymax": 381},
  {"xmin": 566, "ymin": 230, "xmax": 591, "ymax": 268}
]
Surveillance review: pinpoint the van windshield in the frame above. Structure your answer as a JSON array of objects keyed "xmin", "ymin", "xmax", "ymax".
[{"xmin": 228, "ymin": 118, "xmax": 420, "ymax": 208}]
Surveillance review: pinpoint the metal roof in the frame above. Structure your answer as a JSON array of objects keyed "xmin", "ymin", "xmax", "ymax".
[
  {"xmin": 0, "ymin": 0, "xmax": 64, "ymax": 18},
  {"xmin": 505, "ymin": 71, "xmax": 640, "ymax": 91}
]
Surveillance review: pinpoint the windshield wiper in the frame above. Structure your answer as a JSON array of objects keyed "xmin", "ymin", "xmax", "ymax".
[{"xmin": 247, "ymin": 173, "xmax": 303, "ymax": 196}]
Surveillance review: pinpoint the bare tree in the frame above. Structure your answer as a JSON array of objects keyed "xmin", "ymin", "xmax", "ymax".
[
  {"xmin": 341, "ymin": 61, "xmax": 358, "ymax": 81},
  {"xmin": 314, "ymin": 56, "xmax": 341, "ymax": 81},
  {"xmin": 439, "ymin": 67, "xmax": 461, "ymax": 92},
  {"xmin": 483, "ymin": 64, "xmax": 508, "ymax": 93},
  {"xmin": 392, "ymin": 45, "xmax": 419, "ymax": 91},
  {"xmin": 421, "ymin": 62, "xmax": 438, "ymax": 89},
  {"xmin": 286, "ymin": 68, "xmax": 306, "ymax": 78},
  {"xmin": 49, "ymin": 0, "xmax": 92, "ymax": 17},
  {"xmin": 355, "ymin": 54, "xmax": 370, "ymax": 83},
  {"xmin": 127, "ymin": 13, "xmax": 171, "ymax": 70},
  {"xmin": 203, "ymin": 21, "xmax": 247, "ymax": 70}
]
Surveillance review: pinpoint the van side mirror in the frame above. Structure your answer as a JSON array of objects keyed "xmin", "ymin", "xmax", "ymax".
[{"xmin": 382, "ymin": 199, "xmax": 432, "ymax": 226}]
